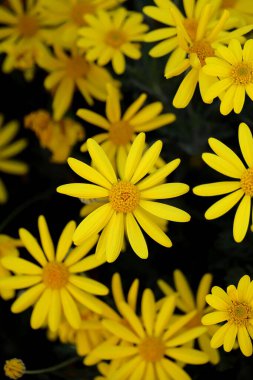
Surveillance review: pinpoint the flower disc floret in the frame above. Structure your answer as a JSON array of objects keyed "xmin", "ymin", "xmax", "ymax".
[
  {"xmin": 240, "ymin": 167, "xmax": 253, "ymax": 196},
  {"xmin": 188, "ymin": 40, "xmax": 214, "ymax": 66},
  {"xmin": 17, "ymin": 14, "xmax": 39, "ymax": 37},
  {"xmin": 139, "ymin": 337, "xmax": 165, "ymax": 362},
  {"xmin": 228, "ymin": 301, "xmax": 253, "ymax": 326},
  {"xmin": 231, "ymin": 62, "xmax": 253, "ymax": 85},
  {"xmin": 42, "ymin": 262, "xmax": 69, "ymax": 289},
  {"xmin": 109, "ymin": 181, "xmax": 139, "ymax": 212}
]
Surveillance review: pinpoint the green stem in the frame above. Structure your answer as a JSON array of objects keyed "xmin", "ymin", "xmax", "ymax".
[{"xmin": 25, "ymin": 356, "xmax": 80, "ymax": 375}]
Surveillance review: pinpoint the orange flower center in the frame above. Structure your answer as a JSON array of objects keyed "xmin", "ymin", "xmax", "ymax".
[
  {"xmin": 228, "ymin": 301, "xmax": 252, "ymax": 326},
  {"xmin": 241, "ymin": 167, "xmax": 253, "ymax": 196},
  {"xmin": 105, "ymin": 29, "xmax": 127, "ymax": 48},
  {"xmin": 221, "ymin": 0, "xmax": 236, "ymax": 8},
  {"xmin": 188, "ymin": 40, "xmax": 215, "ymax": 66},
  {"xmin": 231, "ymin": 63, "xmax": 253, "ymax": 85},
  {"xmin": 183, "ymin": 18, "xmax": 198, "ymax": 41},
  {"xmin": 42, "ymin": 262, "xmax": 69, "ymax": 289},
  {"xmin": 139, "ymin": 337, "xmax": 165, "ymax": 362},
  {"xmin": 109, "ymin": 120, "xmax": 134, "ymax": 146},
  {"xmin": 109, "ymin": 181, "xmax": 139, "ymax": 213},
  {"xmin": 17, "ymin": 14, "xmax": 39, "ymax": 37},
  {"xmin": 71, "ymin": 2, "xmax": 95, "ymax": 26},
  {"xmin": 66, "ymin": 56, "xmax": 90, "ymax": 79}
]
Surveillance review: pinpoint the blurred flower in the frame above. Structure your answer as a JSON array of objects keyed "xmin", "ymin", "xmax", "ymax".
[
  {"xmin": 57, "ymin": 133, "xmax": 190, "ymax": 262},
  {"xmin": 202, "ymin": 274, "xmax": 253, "ymax": 357},
  {"xmin": 0, "ymin": 0, "xmax": 56, "ymax": 78},
  {"xmin": 77, "ymin": 7, "xmax": 149, "ymax": 74},
  {"xmin": 77, "ymin": 83, "xmax": 175, "ymax": 177},
  {"xmin": 219, "ymin": 0, "xmax": 253, "ymax": 25},
  {"xmin": 24, "ymin": 109, "xmax": 85, "ymax": 163},
  {"xmin": 4, "ymin": 358, "xmax": 25, "ymax": 380},
  {"xmin": 0, "ymin": 234, "xmax": 22, "ymax": 300},
  {"xmin": 0, "ymin": 215, "xmax": 108, "ymax": 331},
  {"xmin": 39, "ymin": 0, "xmax": 125, "ymax": 48},
  {"xmin": 85, "ymin": 289, "xmax": 208, "ymax": 380},
  {"xmin": 158, "ymin": 269, "xmax": 220, "ymax": 364},
  {"xmin": 37, "ymin": 46, "xmax": 120, "ymax": 121},
  {"xmin": 203, "ymin": 39, "xmax": 253, "ymax": 115},
  {"xmin": 193, "ymin": 122, "xmax": 253, "ymax": 243},
  {"xmin": 0, "ymin": 115, "xmax": 28, "ymax": 204}
]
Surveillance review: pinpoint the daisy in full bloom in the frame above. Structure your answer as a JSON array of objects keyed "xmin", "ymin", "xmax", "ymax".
[
  {"xmin": 77, "ymin": 84, "xmax": 175, "ymax": 177},
  {"xmin": 202, "ymin": 274, "xmax": 253, "ymax": 357},
  {"xmin": 24, "ymin": 109, "xmax": 85, "ymax": 163},
  {"xmin": 202, "ymin": 39, "xmax": 253, "ymax": 115},
  {"xmin": 85, "ymin": 289, "xmax": 208, "ymax": 380},
  {"xmin": 0, "ymin": 115, "xmax": 28, "ymax": 204},
  {"xmin": 39, "ymin": 0, "xmax": 125, "ymax": 48},
  {"xmin": 57, "ymin": 133, "xmax": 191, "ymax": 263},
  {"xmin": 37, "ymin": 46, "xmax": 120, "ymax": 121},
  {"xmin": 144, "ymin": 0, "xmax": 253, "ymax": 108},
  {"xmin": 0, "ymin": 0, "xmax": 56, "ymax": 78},
  {"xmin": 158, "ymin": 269, "xmax": 220, "ymax": 364},
  {"xmin": 193, "ymin": 122, "xmax": 253, "ymax": 243},
  {"xmin": 77, "ymin": 7, "xmax": 149, "ymax": 74},
  {"xmin": 0, "ymin": 234, "xmax": 23, "ymax": 300},
  {"xmin": 0, "ymin": 215, "xmax": 109, "ymax": 331}
]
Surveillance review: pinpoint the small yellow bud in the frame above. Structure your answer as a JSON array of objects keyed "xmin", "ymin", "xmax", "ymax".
[{"xmin": 4, "ymin": 358, "xmax": 26, "ymax": 380}]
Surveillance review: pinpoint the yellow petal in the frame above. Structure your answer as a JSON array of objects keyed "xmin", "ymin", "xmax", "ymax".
[
  {"xmin": 139, "ymin": 200, "xmax": 190, "ymax": 222},
  {"xmin": 31, "ymin": 288, "xmax": 52, "ymax": 329},
  {"xmin": 11, "ymin": 283, "xmax": 45, "ymax": 313},
  {"xmin": 233, "ymin": 195, "xmax": 251, "ymax": 242},
  {"xmin": 125, "ymin": 213, "xmax": 148, "ymax": 259},
  {"xmin": 205, "ymin": 189, "xmax": 244, "ymax": 219},
  {"xmin": 60, "ymin": 287, "xmax": 81, "ymax": 329},
  {"xmin": 238, "ymin": 122, "xmax": 253, "ymax": 168},
  {"xmin": 193, "ymin": 181, "xmax": 241, "ymax": 196}
]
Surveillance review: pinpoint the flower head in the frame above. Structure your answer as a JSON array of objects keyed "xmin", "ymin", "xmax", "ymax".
[
  {"xmin": 203, "ymin": 39, "xmax": 253, "ymax": 115},
  {"xmin": 85, "ymin": 289, "xmax": 208, "ymax": 380},
  {"xmin": 24, "ymin": 109, "xmax": 85, "ymax": 163},
  {"xmin": 158, "ymin": 269, "xmax": 220, "ymax": 364},
  {"xmin": 77, "ymin": 7, "xmax": 149, "ymax": 74},
  {"xmin": 0, "ymin": 215, "xmax": 108, "ymax": 331},
  {"xmin": 37, "ymin": 46, "xmax": 120, "ymax": 121},
  {"xmin": 77, "ymin": 84, "xmax": 175, "ymax": 176},
  {"xmin": 4, "ymin": 358, "xmax": 25, "ymax": 380},
  {"xmin": 202, "ymin": 274, "xmax": 253, "ymax": 357},
  {"xmin": 39, "ymin": 0, "xmax": 125, "ymax": 48},
  {"xmin": 193, "ymin": 122, "xmax": 253, "ymax": 243},
  {"xmin": 57, "ymin": 133, "xmax": 190, "ymax": 262},
  {"xmin": 0, "ymin": 115, "xmax": 28, "ymax": 204},
  {"xmin": 0, "ymin": 0, "xmax": 56, "ymax": 78}
]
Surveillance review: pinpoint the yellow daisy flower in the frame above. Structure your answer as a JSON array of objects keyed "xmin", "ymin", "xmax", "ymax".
[
  {"xmin": 0, "ymin": 114, "xmax": 28, "ymax": 204},
  {"xmin": 37, "ymin": 45, "xmax": 120, "ymax": 121},
  {"xmin": 77, "ymin": 7, "xmax": 149, "ymax": 74},
  {"xmin": 0, "ymin": 215, "xmax": 109, "ymax": 331},
  {"xmin": 193, "ymin": 122, "xmax": 253, "ymax": 243},
  {"xmin": 57, "ymin": 133, "xmax": 191, "ymax": 263},
  {"xmin": 0, "ymin": 0, "xmax": 56, "ymax": 77},
  {"xmin": 24, "ymin": 109, "xmax": 85, "ymax": 163},
  {"xmin": 77, "ymin": 84, "xmax": 175, "ymax": 177},
  {"xmin": 203, "ymin": 38, "xmax": 253, "ymax": 115},
  {"xmin": 0, "ymin": 234, "xmax": 22, "ymax": 300},
  {"xmin": 39, "ymin": 0, "xmax": 125, "ymax": 48},
  {"xmin": 158, "ymin": 269, "xmax": 220, "ymax": 364},
  {"xmin": 202, "ymin": 274, "xmax": 253, "ymax": 357},
  {"xmin": 85, "ymin": 290, "xmax": 208, "ymax": 380}
]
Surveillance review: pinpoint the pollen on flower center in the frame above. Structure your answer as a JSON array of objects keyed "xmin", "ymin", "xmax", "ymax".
[
  {"xmin": 188, "ymin": 40, "xmax": 215, "ymax": 66},
  {"xmin": 183, "ymin": 19, "xmax": 198, "ymax": 41},
  {"xmin": 231, "ymin": 63, "xmax": 253, "ymax": 85},
  {"xmin": 228, "ymin": 301, "xmax": 252, "ymax": 326},
  {"xmin": 17, "ymin": 14, "xmax": 39, "ymax": 37},
  {"xmin": 221, "ymin": 0, "xmax": 236, "ymax": 8},
  {"xmin": 109, "ymin": 181, "xmax": 140, "ymax": 213},
  {"xmin": 71, "ymin": 3, "xmax": 95, "ymax": 26},
  {"xmin": 139, "ymin": 337, "xmax": 165, "ymax": 362},
  {"xmin": 66, "ymin": 56, "xmax": 90, "ymax": 79},
  {"xmin": 109, "ymin": 120, "xmax": 134, "ymax": 145},
  {"xmin": 105, "ymin": 29, "xmax": 127, "ymax": 48},
  {"xmin": 240, "ymin": 167, "xmax": 253, "ymax": 196},
  {"xmin": 42, "ymin": 262, "xmax": 69, "ymax": 289}
]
